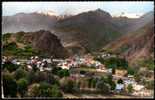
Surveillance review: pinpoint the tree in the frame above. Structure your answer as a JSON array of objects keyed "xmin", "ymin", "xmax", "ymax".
[
  {"xmin": 60, "ymin": 78, "xmax": 75, "ymax": 93},
  {"xmin": 112, "ymin": 67, "xmax": 116, "ymax": 74},
  {"xmin": 46, "ymin": 72, "xmax": 59, "ymax": 85},
  {"xmin": 104, "ymin": 57, "xmax": 128, "ymax": 69},
  {"xmin": 51, "ymin": 84, "xmax": 62, "ymax": 97},
  {"xmin": 80, "ymin": 70, "xmax": 86, "ymax": 74},
  {"xmin": 117, "ymin": 58, "xmax": 128, "ymax": 69},
  {"xmin": 117, "ymin": 78, "xmax": 123, "ymax": 84},
  {"xmin": 3, "ymin": 61, "xmax": 19, "ymax": 72},
  {"xmin": 101, "ymin": 75, "xmax": 115, "ymax": 90},
  {"xmin": 38, "ymin": 82, "xmax": 53, "ymax": 97},
  {"xmin": 2, "ymin": 33, "xmax": 12, "ymax": 43},
  {"xmin": 3, "ymin": 72, "xmax": 17, "ymax": 97},
  {"xmin": 134, "ymin": 73, "xmax": 141, "ymax": 83},
  {"xmin": 26, "ymin": 70, "xmax": 36, "ymax": 84},
  {"xmin": 88, "ymin": 78, "xmax": 93, "ymax": 88},
  {"xmin": 32, "ymin": 64, "xmax": 38, "ymax": 72},
  {"xmin": 96, "ymin": 79, "xmax": 110, "ymax": 94},
  {"xmin": 127, "ymin": 67, "xmax": 135, "ymax": 75},
  {"xmin": 58, "ymin": 69, "xmax": 70, "ymax": 78},
  {"xmin": 33, "ymin": 71, "xmax": 59, "ymax": 85},
  {"xmin": 91, "ymin": 78, "xmax": 97, "ymax": 88},
  {"xmin": 52, "ymin": 67, "xmax": 62, "ymax": 75},
  {"xmin": 127, "ymin": 84, "xmax": 133, "ymax": 93},
  {"xmin": 107, "ymin": 74, "xmax": 113, "ymax": 84},
  {"xmin": 14, "ymin": 67, "xmax": 28, "ymax": 80},
  {"xmin": 17, "ymin": 78, "xmax": 28, "ymax": 97},
  {"xmin": 110, "ymin": 81, "xmax": 116, "ymax": 90}
]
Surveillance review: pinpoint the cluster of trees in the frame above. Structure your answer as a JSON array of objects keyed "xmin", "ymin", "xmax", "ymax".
[
  {"xmin": 60, "ymin": 77, "xmax": 78, "ymax": 93},
  {"xmin": 87, "ymin": 75, "xmax": 116, "ymax": 94},
  {"xmin": 96, "ymin": 57, "xmax": 128, "ymax": 70},
  {"xmin": 59, "ymin": 74, "xmax": 116, "ymax": 95},
  {"xmin": 2, "ymin": 61, "xmax": 20, "ymax": 72},
  {"xmin": 52, "ymin": 67, "xmax": 70, "ymax": 78},
  {"xmin": 2, "ymin": 33, "xmax": 41, "ymax": 58},
  {"xmin": 2, "ymin": 61, "xmax": 63, "ymax": 98},
  {"xmin": 28, "ymin": 82, "xmax": 62, "ymax": 97},
  {"xmin": 3, "ymin": 42, "xmax": 39, "ymax": 58}
]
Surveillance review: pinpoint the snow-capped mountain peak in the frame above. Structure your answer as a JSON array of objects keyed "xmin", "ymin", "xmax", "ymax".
[{"xmin": 36, "ymin": 10, "xmax": 58, "ymax": 16}]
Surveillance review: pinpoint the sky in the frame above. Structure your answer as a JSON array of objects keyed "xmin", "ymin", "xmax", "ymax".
[{"xmin": 2, "ymin": 1, "xmax": 154, "ymax": 18}]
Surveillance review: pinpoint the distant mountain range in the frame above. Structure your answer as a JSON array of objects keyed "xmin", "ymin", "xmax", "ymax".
[
  {"xmin": 2, "ymin": 9, "xmax": 154, "ymax": 62},
  {"xmin": 2, "ymin": 12, "xmax": 58, "ymax": 33}
]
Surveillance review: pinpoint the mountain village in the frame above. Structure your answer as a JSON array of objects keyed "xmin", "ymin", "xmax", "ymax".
[{"xmin": 2, "ymin": 51, "xmax": 153, "ymax": 98}]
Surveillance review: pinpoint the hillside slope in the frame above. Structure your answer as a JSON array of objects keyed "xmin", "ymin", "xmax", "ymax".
[
  {"xmin": 104, "ymin": 20, "xmax": 154, "ymax": 64},
  {"xmin": 54, "ymin": 9, "xmax": 123, "ymax": 52}
]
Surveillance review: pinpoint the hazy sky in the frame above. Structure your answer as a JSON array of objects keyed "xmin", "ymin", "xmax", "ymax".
[{"xmin": 2, "ymin": 1, "xmax": 154, "ymax": 17}]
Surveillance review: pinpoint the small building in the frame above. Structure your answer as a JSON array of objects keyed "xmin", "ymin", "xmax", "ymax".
[
  {"xmin": 115, "ymin": 84, "xmax": 124, "ymax": 93},
  {"xmin": 133, "ymin": 84, "xmax": 144, "ymax": 91},
  {"xmin": 27, "ymin": 65, "xmax": 32, "ymax": 70},
  {"xmin": 11, "ymin": 59, "xmax": 17, "ymax": 64},
  {"xmin": 59, "ymin": 62, "xmax": 70, "ymax": 69},
  {"xmin": 124, "ymin": 79, "xmax": 135, "ymax": 85},
  {"xmin": 115, "ymin": 69, "xmax": 127, "ymax": 76},
  {"xmin": 128, "ymin": 75, "xmax": 134, "ymax": 78},
  {"xmin": 108, "ymin": 68, "xmax": 112, "ymax": 73},
  {"xmin": 16, "ymin": 62, "xmax": 21, "ymax": 65}
]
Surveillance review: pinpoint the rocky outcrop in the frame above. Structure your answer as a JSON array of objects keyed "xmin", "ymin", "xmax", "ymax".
[{"xmin": 13, "ymin": 30, "xmax": 69, "ymax": 58}]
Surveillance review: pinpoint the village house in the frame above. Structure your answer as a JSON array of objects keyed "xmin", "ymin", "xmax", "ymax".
[
  {"xmin": 2, "ymin": 56, "xmax": 7, "ymax": 64},
  {"xmin": 132, "ymin": 84, "xmax": 145, "ymax": 92},
  {"xmin": 11, "ymin": 59, "xmax": 21, "ymax": 65},
  {"xmin": 132, "ymin": 89, "xmax": 153, "ymax": 97},
  {"xmin": 115, "ymin": 83, "xmax": 125, "ymax": 93},
  {"xmin": 124, "ymin": 79, "xmax": 136, "ymax": 86},
  {"xmin": 115, "ymin": 69, "xmax": 127, "ymax": 77}
]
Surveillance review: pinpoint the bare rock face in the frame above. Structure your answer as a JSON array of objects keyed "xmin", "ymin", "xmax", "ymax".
[{"xmin": 32, "ymin": 30, "xmax": 69, "ymax": 58}]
